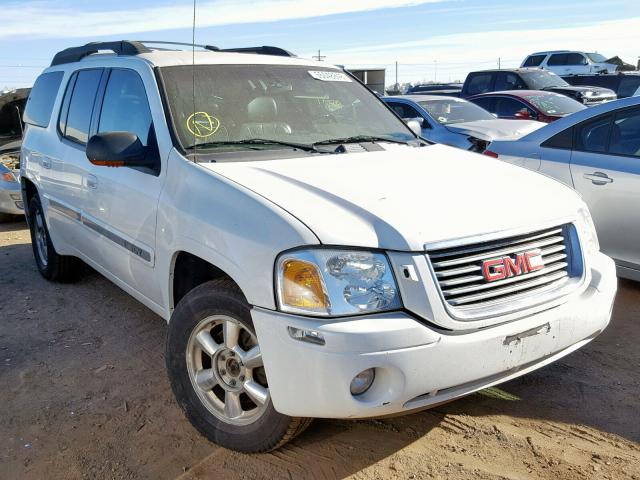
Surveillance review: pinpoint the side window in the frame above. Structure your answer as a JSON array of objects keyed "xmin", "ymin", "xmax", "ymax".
[
  {"xmin": 495, "ymin": 98, "xmax": 535, "ymax": 118},
  {"xmin": 618, "ymin": 77, "xmax": 640, "ymax": 98},
  {"xmin": 23, "ymin": 71, "xmax": 64, "ymax": 128},
  {"xmin": 566, "ymin": 53, "xmax": 588, "ymax": 66},
  {"xmin": 609, "ymin": 107, "xmax": 640, "ymax": 157},
  {"xmin": 523, "ymin": 55, "xmax": 546, "ymax": 67},
  {"xmin": 62, "ymin": 69, "xmax": 103, "ymax": 144},
  {"xmin": 574, "ymin": 114, "xmax": 612, "ymax": 153},
  {"xmin": 466, "ymin": 74, "xmax": 493, "ymax": 95},
  {"xmin": 547, "ymin": 54, "xmax": 568, "ymax": 66},
  {"xmin": 542, "ymin": 127, "xmax": 574, "ymax": 150},
  {"xmin": 494, "ymin": 73, "xmax": 525, "ymax": 91},
  {"xmin": 471, "ymin": 97, "xmax": 496, "ymax": 113},
  {"xmin": 387, "ymin": 102, "xmax": 420, "ymax": 119},
  {"xmin": 98, "ymin": 69, "xmax": 153, "ymax": 146}
]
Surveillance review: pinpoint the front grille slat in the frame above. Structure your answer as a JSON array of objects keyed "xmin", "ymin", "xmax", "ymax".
[{"xmin": 427, "ymin": 223, "xmax": 580, "ymax": 315}]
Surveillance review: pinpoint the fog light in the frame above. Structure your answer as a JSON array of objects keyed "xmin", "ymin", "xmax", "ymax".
[{"xmin": 350, "ymin": 368, "xmax": 375, "ymax": 396}]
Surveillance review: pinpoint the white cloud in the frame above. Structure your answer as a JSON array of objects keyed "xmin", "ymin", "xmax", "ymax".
[
  {"xmin": 318, "ymin": 17, "xmax": 640, "ymax": 84},
  {"xmin": 0, "ymin": 0, "xmax": 443, "ymax": 39}
]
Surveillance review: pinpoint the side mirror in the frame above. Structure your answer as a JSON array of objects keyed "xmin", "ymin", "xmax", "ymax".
[
  {"xmin": 404, "ymin": 118, "xmax": 423, "ymax": 136},
  {"xmin": 86, "ymin": 132, "xmax": 150, "ymax": 167}
]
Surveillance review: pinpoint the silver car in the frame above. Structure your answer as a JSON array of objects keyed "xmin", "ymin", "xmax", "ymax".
[
  {"xmin": 0, "ymin": 142, "xmax": 23, "ymax": 220},
  {"xmin": 383, "ymin": 95, "xmax": 544, "ymax": 152},
  {"xmin": 485, "ymin": 96, "xmax": 640, "ymax": 281}
]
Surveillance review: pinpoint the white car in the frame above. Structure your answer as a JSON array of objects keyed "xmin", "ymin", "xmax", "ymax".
[
  {"xmin": 20, "ymin": 41, "xmax": 617, "ymax": 453},
  {"xmin": 383, "ymin": 95, "xmax": 544, "ymax": 152},
  {"xmin": 522, "ymin": 50, "xmax": 618, "ymax": 76},
  {"xmin": 485, "ymin": 96, "xmax": 640, "ymax": 281}
]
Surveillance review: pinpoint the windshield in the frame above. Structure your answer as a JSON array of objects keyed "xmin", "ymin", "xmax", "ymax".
[
  {"xmin": 418, "ymin": 98, "xmax": 495, "ymax": 124},
  {"xmin": 586, "ymin": 52, "xmax": 608, "ymax": 63},
  {"xmin": 521, "ymin": 93, "xmax": 586, "ymax": 116},
  {"xmin": 159, "ymin": 64, "xmax": 414, "ymax": 152},
  {"xmin": 520, "ymin": 70, "xmax": 570, "ymax": 89}
]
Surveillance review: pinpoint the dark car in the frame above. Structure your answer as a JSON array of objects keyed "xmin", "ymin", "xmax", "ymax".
[
  {"xmin": 562, "ymin": 73, "xmax": 640, "ymax": 99},
  {"xmin": 467, "ymin": 90, "xmax": 586, "ymax": 123},
  {"xmin": 461, "ymin": 68, "xmax": 617, "ymax": 105},
  {"xmin": 407, "ymin": 83, "xmax": 463, "ymax": 97}
]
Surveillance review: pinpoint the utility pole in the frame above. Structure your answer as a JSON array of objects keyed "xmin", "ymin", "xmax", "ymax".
[
  {"xmin": 313, "ymin": 49, "xmax": 326, "ymax": 61},
  {"xmin": 498, "ymin": 57, "xmax": 501, "ymax": 69},
  {"xmin": 395, "ymin": 61, "xmax": 398, "ymax": 88}
]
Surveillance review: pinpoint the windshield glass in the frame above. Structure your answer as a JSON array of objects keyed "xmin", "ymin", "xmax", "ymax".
[
  {"xmin": 159, "ymin": 65, "xmax": 414, "ymax": 151},
  {"xmin": 418, "ymin": 98, "xmax": 495, "ymax": 124},
  {"xmin": 520, "ymin": 70, "xmax": 569, "ymax": 89},
  {"xmin": 521, "ymin": 93, "xmax": 586, "ymax": 116},
  {"xmin": 586, "ymin": 52, "xmax": 608, "ymax": 63}
]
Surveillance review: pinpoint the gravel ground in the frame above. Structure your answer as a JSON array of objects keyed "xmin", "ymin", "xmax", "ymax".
[{"xmin": 1, "ymin": 218, "xmax": 639, "ymax": 480}]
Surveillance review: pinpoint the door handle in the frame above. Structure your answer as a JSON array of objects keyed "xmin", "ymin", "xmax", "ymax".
[
  {"xmin": 85, "ymin": 174, "xmax": 98, "ymax": 189},
  {"xmin": 42, "ymin": 157, "xmax": 52, "ymax": 169},
  {"xmin": 583, "ymin": 171, "xmax": 613, "ymax": 185}
]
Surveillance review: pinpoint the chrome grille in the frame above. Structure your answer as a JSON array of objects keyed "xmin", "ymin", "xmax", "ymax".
[{"xmin": 427, "ymin": 225, "xmax": 580, "ymax": 313}]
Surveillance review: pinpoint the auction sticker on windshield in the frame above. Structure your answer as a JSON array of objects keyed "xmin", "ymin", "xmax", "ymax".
[{"xmin": 308, "ymin": 71, "xmax": 352, "ymax": 82}]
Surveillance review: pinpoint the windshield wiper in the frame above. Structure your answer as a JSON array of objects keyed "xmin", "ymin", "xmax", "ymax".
[
  {"xmin": 313, "ymin": 135, "xmax": 412, "ymax": 146},
  {"xmin": 185, "ymin": 138, "xmax": 326, "ymax": 153}
]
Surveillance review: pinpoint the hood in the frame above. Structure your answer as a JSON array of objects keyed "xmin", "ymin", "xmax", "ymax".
[
  {"xmin": 546, "ymin": 85, "xmax": 616, "ymax": 98},
  {"xmin": 444, "ymin": 119, "xmax": 544, "ymax": 141},
  {"xmin": 202, "ymin": 144, "xmax": 582, "ymax": 251}
]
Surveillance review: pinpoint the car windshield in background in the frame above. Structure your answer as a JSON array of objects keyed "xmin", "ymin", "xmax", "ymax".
[
  {"xmin": 521, "ymin": 71, "xmax": 570, "ymax": 89},
  {"xmin": 522, "ymin": 93, "xmax": 586, "ymax": 116},
  {"xmin": 586, "ymin": 52, "xmax": 608, "ymax": 63},
  {"xmin": 418, "ymin": 99, "xmax": 495, "ymax": 125},
  {"xmin": 159, "ymin": 65, "xmax": 414, "ymax": 153}
]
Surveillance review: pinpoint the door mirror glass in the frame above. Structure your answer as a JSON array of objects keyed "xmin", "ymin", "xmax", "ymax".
[{"xmin": 86, "ymin": 132, "xmax": 150, "ymax": 167}]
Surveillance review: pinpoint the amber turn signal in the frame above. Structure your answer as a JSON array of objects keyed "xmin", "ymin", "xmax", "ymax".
[{"xmin": 281, "ymin": 259, "xmax": 330, "ymax": 312}]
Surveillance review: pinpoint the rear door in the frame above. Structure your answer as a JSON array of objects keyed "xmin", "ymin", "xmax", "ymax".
[
  {"xmin": 86, "ymin": 67, "xmax": 166, "ymax": 305},
  {"xmin": 569, "ymin": 106, "xmax": 640, "ymax": 270}
]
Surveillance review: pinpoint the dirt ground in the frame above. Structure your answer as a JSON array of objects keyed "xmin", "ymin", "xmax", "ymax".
[{"xmin": 1, "ymin": 218, "xmax": 639, "ymax": 480}]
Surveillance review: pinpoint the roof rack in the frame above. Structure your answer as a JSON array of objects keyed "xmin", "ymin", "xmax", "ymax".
[{"xmin": 50, "ymin": 41, "xmax": 296, "ymax": 66}]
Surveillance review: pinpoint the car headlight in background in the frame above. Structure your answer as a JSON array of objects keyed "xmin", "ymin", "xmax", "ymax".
[
  {"xmin": 1, "ymin": 171, "xmax": 17, "ymax": 183},
  {"xmin": 577, "ymin": 204, "xmax": 599, "ymax": 255},
  {"xmin": 276, "ymin": 249, "xmax": 402, "ymax": 317}
]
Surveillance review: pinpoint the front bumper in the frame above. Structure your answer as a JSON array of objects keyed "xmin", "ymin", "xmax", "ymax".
[
  {"xmin": 253, "ymin": 252, "xmax": 616, "ymax": 419},
  {"xmin": 0, "ymin": 181, "xmax": 24, "ymax": 215}
]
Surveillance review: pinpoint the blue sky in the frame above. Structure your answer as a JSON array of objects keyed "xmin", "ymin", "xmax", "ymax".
[{"xmin": 1, "ymin": 0, "xmax": 638, "ymax": 88}]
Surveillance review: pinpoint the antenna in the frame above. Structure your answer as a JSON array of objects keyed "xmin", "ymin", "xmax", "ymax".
[{"xmin": 313, "ymin": 50, "xmax": 326, "ymax": 61}]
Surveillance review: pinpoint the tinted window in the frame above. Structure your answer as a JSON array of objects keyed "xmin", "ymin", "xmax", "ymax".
[
  {"xmin": 609, "ymin": 107, "xmax": 640, "ymax": 157},
  {"xmin": 618, "ymin": 77, "xmax": 640, "ymax": 98},
  {"xmin": 495, "ymin": 97, "xmax": 534, "ymax": 118},
  {"xmin": 566, "ymin": 53, "xmax": 587, "ymax": 65},
  {"xmin": 547, "ymin": 54, "xmax": 568, "ymax": 66},
  {"xmin": 387, "ymin": 102, "xmax": 422, "ymax": 120},
  {"xmin": 64, "ymin": 69, "xmax": 103, "ymax": 144},
  {"xmin": 575, "ymin": 114, "xmax": 612, "ymax": 153},
  {"xmin": 520, "ymin": 70, "xmax": 569, "ymax": 89},
  {"xmin": 23, "ymin": 71, "xmax": 63, "ymax": 127},
  {"xmin": 542, "ymin": 127, "xmax": 573, "ymax": 150},
  {"xmin": 523, "ymin": 55, "xmax": 546, "ymax": 67},
  {"xmin": 494, "ymin": 73, "xmax": 525, "ymax": 91},
  {"xmin": 98, "ymin": 70, "xmax": 153, "ymax": 145},
  {"xmin": 470, "ymin": 97, "xmax": 496, "ymax": 113},
  {"xmin": 466, "ymin": 74, "xmax": 493, "ymax": 95}
]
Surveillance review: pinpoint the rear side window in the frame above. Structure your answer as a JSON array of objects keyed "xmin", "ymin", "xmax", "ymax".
[
  {"xmin": 566, "ymin": 53, "xmax": 587, "ymax": 65},
  {"xmin": 609, "ymin": 107, "xmax": 640, "ymax": 157},
  {"xmin": 523, "ymin": 55, "xmax": 546, "ymax": 67},
  {"xmin": 466, "ymin": 74, "xmax": 493, "ymax": 95},
  {"xmin": 547, "ymin": 54, "xmax": 568, "ymax": 66},
  {"xmin": 98, "ymin": 69, "xmax": 153, "ymax": 146},
  {"xmin": 23, "ymin": 71, "xmax": 64, "ymax": 127},
  {"xmin": 575, "ymin": 114, "xmax": 612, "ymax": 153},
  {"xmin": 61, "ymin": 69, "xmax": 103, "ymax": 144},
  {"xmin": 542, "ymin": 127, "xmax": 574, "ymax": 150}
]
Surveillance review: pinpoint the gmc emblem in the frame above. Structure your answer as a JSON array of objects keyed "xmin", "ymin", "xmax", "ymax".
[{"xmin": 482, "ymin": 251, "xmax": 545, "ymax": 282}]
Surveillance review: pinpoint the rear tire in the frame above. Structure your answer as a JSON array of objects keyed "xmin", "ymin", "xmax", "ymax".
[
  {"xmin": 28, "ymin": 195, "xmax": 81, "ymax": 282},
  {"xmin": 166, "ymin": 278, "xmax": 312, "ymax": 452}
]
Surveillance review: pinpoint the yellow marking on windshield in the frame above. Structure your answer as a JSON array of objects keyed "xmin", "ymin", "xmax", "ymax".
[{"xmin": 187, "ymin": 112, "xmax": 221, "ymax": 138}]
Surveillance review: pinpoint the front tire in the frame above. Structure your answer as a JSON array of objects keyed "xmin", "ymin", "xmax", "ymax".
[
  {"xmin": 28, "ymin": 195, "xmax": 81, "ymax": 282},
  {"xmin": 166, "ymin": 279, "xmax": 312, "ymax": 452}
]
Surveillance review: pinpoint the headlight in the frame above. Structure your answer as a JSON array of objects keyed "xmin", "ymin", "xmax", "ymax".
[
  {"xmin": 276, "ymin": 249, "xmax": 402, "ymax": 317},
  {"xmin": 577, "ymin": 204, "xmax": 599, "ymax": 255}
]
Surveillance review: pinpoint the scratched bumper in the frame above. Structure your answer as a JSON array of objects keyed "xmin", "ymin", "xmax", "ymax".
[{"xmin": 253, "ymin": 252, "xmax": 616, "ymax": 419}]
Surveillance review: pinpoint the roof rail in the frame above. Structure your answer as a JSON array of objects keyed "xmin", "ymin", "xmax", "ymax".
[
  {"xmin": 51, "ymin": 41, "xmax": 153, "ymax": 66},
  {"xmin": 135, "ymin": 40, "xmax": 220, "ymax": 51},
  {"xmin": 219, "ymin": 46, "xmax": 296, "ymax": 57}
]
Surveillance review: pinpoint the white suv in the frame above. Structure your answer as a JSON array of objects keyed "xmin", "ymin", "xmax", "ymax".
[
  {"xmin": 21, "ymin": 41, "xmax": 617, "ymax": 452},
  {"xmin": 522, "ymin": 50, "xmax": 617, "ymax": 76}
]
